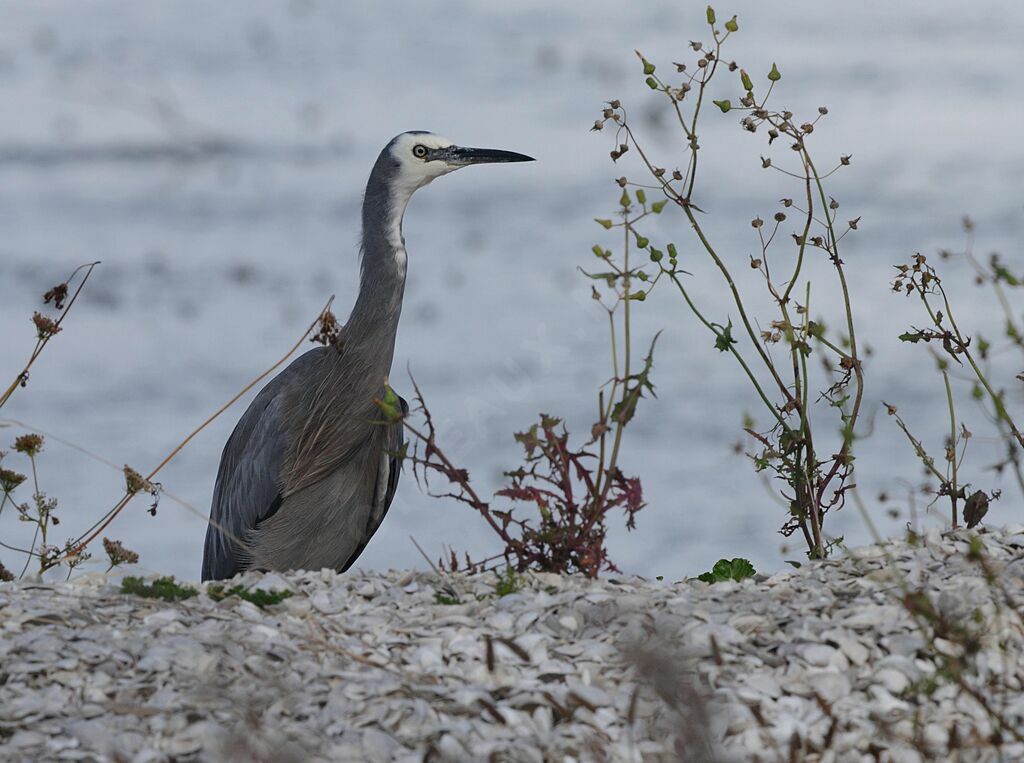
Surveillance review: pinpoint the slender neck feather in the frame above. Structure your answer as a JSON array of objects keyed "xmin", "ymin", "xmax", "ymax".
[{"xmin": 343, "ymin": 151, "xmax": 413, "ymax": 379}]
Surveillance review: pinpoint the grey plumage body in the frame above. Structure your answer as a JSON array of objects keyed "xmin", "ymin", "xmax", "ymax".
[{"xmin": 202, "ymin": 132, "xmax": 532, "ymax": 581}]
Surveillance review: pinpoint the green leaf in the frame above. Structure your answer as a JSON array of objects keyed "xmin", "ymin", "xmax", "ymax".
[
  {"xmin": 377, "ymin": 385, "xmax": 404, "ymax": 422},
  {"xmin": 122, "ymin": 576, "xmax": 197, "ymax": 602},
  {"xmin": 697, "ymin": 557, "xmax": 757, "ymax": 583},
  {"xmin": 768, "ymin": 62, "xmax": 781, "ymax": 82},
  {"xmin": 581, "ymin": 268, "xmax": 618, "ymax": 286},
  {"xmin": 706, "ymin": 5, "xmax": 716, "ymax": 24},
  {"xmin": 714, "ymin": 320, "xmax": 737, "ymax": 352},
  {"xmin": 713, "ymin": 99, "xmax": 732, "ymax": 113},
  {"xmin": 595, "ymin": 218, "xmax": 614, "ymax": 229},
  {"xmin": 724, "ymin": 15, "xmax": 738, "ymax": 32},
  {"xmin": 992, "ymin": 262, "xmax": 1021, "ymax": 286},
  {"xmin": 899, "ymin": 331, "xmax": 923, "ymax": 343}
]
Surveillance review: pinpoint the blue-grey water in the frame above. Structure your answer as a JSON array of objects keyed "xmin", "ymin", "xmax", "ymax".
[{"xmin": 1, "ymin": 0, "xmax": 1022, "ymax": 581}]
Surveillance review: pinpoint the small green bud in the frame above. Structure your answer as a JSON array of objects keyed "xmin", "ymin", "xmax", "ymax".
[
  {"xmin": 636, "ymin": 189, "xmax": 647, "ymax": 205},
  {"xmin": 768, "ymin": 62, "xmax": 781, "ymax": 82},
  {"xmin": 641, "ymin": 57, "xmax": 656, "ymax": 75},
  {"xmin": 595, "ymin": 218, "xmax": 614, "ymax": 229},
  {"xmin": 651, "ymin": 200, "xmax": 667, "ymax": 213},
  {"xmin": 592, "ymin": 245, "xmax": 605, "ymax": 257},
  {"xmin": 706, "ymin": 6, "xmax": 716, "ymax": 24},
  {"xmin": 740, "ymin": 69, "xmax": 753, "ymax": 91},
  {"xmin": 645, "ymin": 76, "xmax": 659, "ymax": 90},
  {"xmin": 619, "ymin": 190, "xmax": 631, "ymax": 208},
  {"xmin": 724, "ymin": 15, "xmax": 738, "ymax": 32},
  {"xmin": 635, "ymin": 235, "xmax": 649, "ymax": 249},
  {"xmin": 667, "ymin": 243, "xmax": 678, "ymax": 258},
  {"xmin": 629, "ymin": 290, "xmax": 647, "ymax": 301},
  {"xmin": 637, "ymin": 271, "xmax": 649, "ymax": 282},
  {"xmin": 713, "ymin": 99, "xmax": 732, "ymax": 113},
  {"xmin": 649, "ymin": 248, "xmax": 663, "ymax": 262}
]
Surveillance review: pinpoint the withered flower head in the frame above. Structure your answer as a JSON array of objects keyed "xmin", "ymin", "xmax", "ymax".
[
  {"xmin": 0, "ymin": 468, "xmax": 27, "ymax": 493},
  {"xmin": 102, "ymin": 537, "xmax": 140, "ymax": 567},
  {"xmin": 310, "ymin": 309, "xmax": 344, "ymax": 352},
  {"xmin": 13, "ymin": 434, "xmax": 44, "ymax": 456},
  {"xmin": 123, "ymin": 465, "xmax": 155, "ymax": 495},
  {"xmin": 43, "ymin": 283, "xmax": 69, "ymax": 310},
  {"xmin": 32, "ymin": 312, "xmax": 61, "ymax": 340}
]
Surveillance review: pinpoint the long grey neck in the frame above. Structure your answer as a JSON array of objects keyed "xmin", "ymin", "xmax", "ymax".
[{"xmin": 342, "ymin": 156, "xmax": 413, "ymax": 380}]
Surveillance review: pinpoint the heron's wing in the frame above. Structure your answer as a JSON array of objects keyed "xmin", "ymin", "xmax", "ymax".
[
  {"xmin": 340, "ymin": 394, "xmax": 408, "ymax": 571},
  {"xmin": 201, "ymin": 348, "xmax": 327, "ymax": 581}
]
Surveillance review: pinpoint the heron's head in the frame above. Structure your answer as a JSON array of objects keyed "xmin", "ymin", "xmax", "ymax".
[{"xmin": 383, "ymin": 131, "xmax": 534, "ymax": 196}]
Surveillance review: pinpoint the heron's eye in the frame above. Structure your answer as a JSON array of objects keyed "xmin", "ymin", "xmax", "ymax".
[{"xmin": 412, "ymin": 144, "xmax": 428, "ymax": 159}]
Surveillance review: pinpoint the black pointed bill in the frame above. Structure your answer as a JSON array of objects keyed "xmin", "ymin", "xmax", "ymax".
[{"xmin": 445, "ymin": 146, "xmax": 535, "ymax": 165}]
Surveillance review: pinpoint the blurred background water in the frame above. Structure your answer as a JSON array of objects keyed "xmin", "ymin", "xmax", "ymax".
[{"xmin": 1, "ymin": 0, "xmax": 1021, "ymax": 581}]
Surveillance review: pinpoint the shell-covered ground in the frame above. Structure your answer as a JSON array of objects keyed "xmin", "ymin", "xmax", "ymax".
[{"xmin": 1, "ymin": 527, "xmax": 1023, "ymax": 762}]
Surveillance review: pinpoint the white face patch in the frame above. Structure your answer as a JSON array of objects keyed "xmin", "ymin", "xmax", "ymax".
[
  {"xmin": 388, "ymin": 132, "xmax": 459, "ymax": 194},
  {"xmin": 381, "ymin": 132, "xmax": 461, "ymax": 260}
]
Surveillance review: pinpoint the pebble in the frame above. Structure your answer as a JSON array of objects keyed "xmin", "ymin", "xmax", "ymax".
[{"xmin": 0, "ymin": 528, "xmax": 1021, "ymax": 761}]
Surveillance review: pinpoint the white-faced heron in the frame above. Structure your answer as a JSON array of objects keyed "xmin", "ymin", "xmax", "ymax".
[{"xmin": 201, "ymin": 132, "xmax": 533, "ymax": 580}]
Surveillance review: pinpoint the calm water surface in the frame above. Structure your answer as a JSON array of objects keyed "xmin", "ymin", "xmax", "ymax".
[{"xmin": 1, "ymin": 1, "xmax": 1021, "ymax": 580}]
